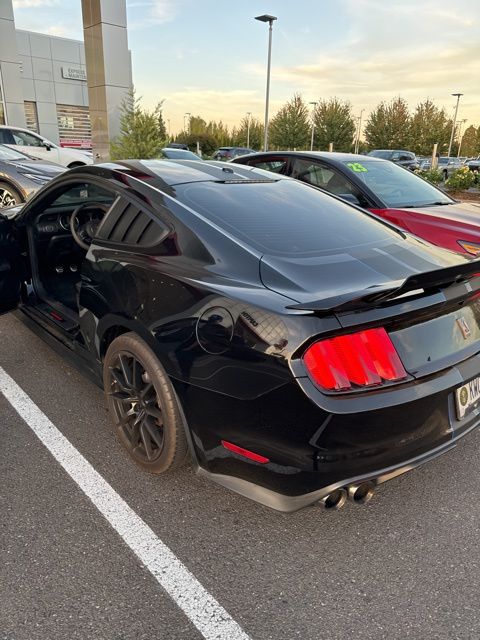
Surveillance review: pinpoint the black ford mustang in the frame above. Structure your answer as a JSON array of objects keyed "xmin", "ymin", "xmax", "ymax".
[{"xmin": 1, "ymin": 159, "xmax": 480, "ymax": 512}]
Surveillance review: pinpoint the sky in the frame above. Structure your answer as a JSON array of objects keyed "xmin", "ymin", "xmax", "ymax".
[{"xmin": 11, "ymin": 0, "xmax": 480, "ymax": 136}]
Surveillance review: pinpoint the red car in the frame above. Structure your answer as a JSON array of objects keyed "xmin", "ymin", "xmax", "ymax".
[{"xmin": 232, "ymin": 151, "xmax": 480, "ymax": 256}]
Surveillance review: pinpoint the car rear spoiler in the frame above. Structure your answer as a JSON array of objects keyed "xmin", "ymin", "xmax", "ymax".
[{"xmin": 286, "ymin": 260, "xmax": 480, "ymax": 314}]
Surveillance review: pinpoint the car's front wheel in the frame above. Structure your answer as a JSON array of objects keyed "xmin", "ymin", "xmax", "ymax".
[
  {"xmin": 103, "ymin": 332, "xmax": 189, "ymax": 473},
  {"xmin": 0, "ymin": 182, "xmax": 22, "ymax": 208}
]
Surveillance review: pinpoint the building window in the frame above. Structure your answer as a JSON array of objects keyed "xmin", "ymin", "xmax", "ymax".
[
  {"xmin": 56, "ymin": 104, "xmax": 92, "ymax": 149},
  {"xmin": 24, "ymin": 101, "xmax": 39, "ymax": 132}
]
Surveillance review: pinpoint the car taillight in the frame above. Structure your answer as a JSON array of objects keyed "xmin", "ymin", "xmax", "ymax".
[{"xmin": 303, "ymin": 327, "xmax": 407, "ymax": 392}]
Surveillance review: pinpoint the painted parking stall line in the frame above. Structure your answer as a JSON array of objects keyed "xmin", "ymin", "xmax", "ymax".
[{"xmin": 0, "ymin": 365, "xmax": 251, "ymax": 640}]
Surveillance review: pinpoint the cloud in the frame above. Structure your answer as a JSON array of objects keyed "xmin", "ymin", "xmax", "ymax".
[
  {"xmin": 13, "ymin": 0, "xmax": 58, "ymax": 7},
  {"xmin": 127, "ymin": 0, "xmax": 182, "ymax": 28}
]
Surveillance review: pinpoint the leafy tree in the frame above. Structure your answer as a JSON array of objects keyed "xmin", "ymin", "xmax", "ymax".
[
  {"xmin": 409, "ymin": 99, "xmax": 450, "ymax": 156},
  {"xmin": 110, "ymin": 88, "xmax": 166, "ymax": 160},
  {"xmin": 269, "ymin": 93, "xmax": 310, "ymax": 149},
  {"xmin": 312, "ymin": 98, "xmax": 356, "ymax": 151},
  {"xmin": 232, "ymin": 115, "xmax": 264, "ymax": 150},
  {"xmin": 365, "ymin": 97, "xmax": 411, "ymax": 150},
  {"xmin": 460, "ymin": 125, "xmax": 480, "ymax": 157}
]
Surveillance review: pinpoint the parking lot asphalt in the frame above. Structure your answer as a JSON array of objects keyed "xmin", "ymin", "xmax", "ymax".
[{"xmin": 2, "ymin": 310, "xmax": 480, "ymax": 640}]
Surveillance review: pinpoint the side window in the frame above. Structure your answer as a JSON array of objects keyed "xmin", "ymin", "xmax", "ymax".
[
  {"xmin": 0, "ymin": 129, "xmax": 14, "ymax": 144},
  {"xmin": 391, "ymin": 152, "xmax": 400, "ymax": 161},
  {"xmin": 96, "ymin": 199, "xmax": 169, "ymax": 248},
  {"xmin": 248, "ymin": 158, "xmax": 288, "ymax": 174},
  {"xmin": 11, "ymin": 130, "xmax": 44, "ymax": 147},
  {"xmin": 291, "ymin": 158, "xmax": 330, "ymax": 187},
  {"xmin": 292, "ymin": 158, "xmax": 369, "ymax": 207}
]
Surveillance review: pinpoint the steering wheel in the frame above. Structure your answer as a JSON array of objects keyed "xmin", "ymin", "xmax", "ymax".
[{"xmin": 70, "ymin": 203, "xmax": 110, "ymax": 250}]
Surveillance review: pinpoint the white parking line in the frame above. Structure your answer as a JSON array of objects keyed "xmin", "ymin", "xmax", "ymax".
[{"xmin": 0, "ymin": 365, "xmax": 252, "ymax": 640}]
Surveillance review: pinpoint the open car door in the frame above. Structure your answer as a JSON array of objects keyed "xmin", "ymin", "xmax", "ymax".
[{"xmin": 0, "ymin": 212, "xmax": 22, "ymax": 314}]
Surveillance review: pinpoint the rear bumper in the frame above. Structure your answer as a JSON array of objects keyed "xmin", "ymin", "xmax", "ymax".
[{"xmin": 198, "ymin": 418, "xmax": 479, "ymax": 512}]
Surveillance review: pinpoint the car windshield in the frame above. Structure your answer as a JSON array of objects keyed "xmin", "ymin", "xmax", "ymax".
[
  {"xmin": 367, "ymin": 150, "xmax": 391, "ymax": 159},
  {"xmin": 342, "ymin": 160, "xmax": 453, "ymax": 207},
  {"xmin": 161, "ymin": 149, "xmax": 201, "ymax": 160},
  {"xmin": 176, "ymin": 179, "xmax": 402, "ymax": 257},
  {"xmin": 0, "ymin": 144, "xmax": 30, "ymax": 161}
]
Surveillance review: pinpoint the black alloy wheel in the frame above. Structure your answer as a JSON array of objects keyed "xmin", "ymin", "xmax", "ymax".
[
  {"xmin": 0, "ymin": 182, "xmax": 22, "ymax": 208},
  {"xmin": 104, "ymin": 333, "xmax": 189, "ymax": 473}
]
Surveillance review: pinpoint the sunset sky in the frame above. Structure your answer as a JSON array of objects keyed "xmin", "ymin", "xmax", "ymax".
[{"xmin": 12, "ymin": 0, "xmax": 480, "ymax": 135}]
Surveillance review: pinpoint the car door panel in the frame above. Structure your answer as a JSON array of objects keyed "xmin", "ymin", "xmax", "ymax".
[{"xmin": 0, "ymin": 213, "xmax": 22, "ymax": 314}]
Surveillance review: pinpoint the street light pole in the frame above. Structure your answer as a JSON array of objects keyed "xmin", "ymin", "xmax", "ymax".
[
  {"xmin": 309, "ymin": 102, "xmax": 317, "ymax": 151},
  {"xmin": 354, "ymin": 108, "xmax": 364, "ymax": 154},
  {"xmin": 246, "ymin": 111, "xmax": 252, "ymax": 148},
  {"xmin": 447, "ymin": 93, "xmax": 463, "ymax": 158},
  {"xmin": 457, "ymin": 119, "xmax": 467, "ymax": 157},
  {"xmin": 255, "ymin": 14, "xmax": 277, "ymax": 151}
]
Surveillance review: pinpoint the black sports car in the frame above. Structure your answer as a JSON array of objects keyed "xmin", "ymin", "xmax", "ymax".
[
  {"xmin": 0, "ymin": 144, "xmax": 65, "ymax": 207},
  {"xmin": 2, "ymin": 160, "xmax": 480, "ymax": 512}
]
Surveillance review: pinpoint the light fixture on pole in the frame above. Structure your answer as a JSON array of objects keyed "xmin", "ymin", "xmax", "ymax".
[
  {"xmin": 246, "ymin": 111, "xmax": 252, "ymax": 148},
  {"xmin": 354, "ymin": 108, "xmax": 365, "ymax": 154},
  {"xmin": 255, "ymin": 14, "xmax": 277, "ymax": 151},
  {"xmin": 447, "ymin": 93, "xmax": 463, "ymax": 158},
  {"xmin": 184, "ymin": 112, "xmax": 191, "ymax": 134},
  {"xmin": 309, "ymin": 102, "xmax": 317, "ymax": 151}
]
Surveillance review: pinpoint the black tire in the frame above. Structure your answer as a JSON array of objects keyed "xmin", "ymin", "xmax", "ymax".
[
  {"xmin": 0, "ymin": 181, "xmax": 22, "ymax": 208},
  {"xmin": 443, "ymin": 170, "xmax": 448, "ymax": 180},
  {"xmin": 67, "ymin": 162, "xmax": 86, "ymax": 168},
  {"xmin": 103, "ymin": 332, "xmax": 189, "ymax": 473}
]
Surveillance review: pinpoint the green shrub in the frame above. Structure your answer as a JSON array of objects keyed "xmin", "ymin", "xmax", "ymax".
[
  {"xmin": 445, "ymin": 167, "xmax": 477, "ymax": 191},
  {"xmin": 415, "ymin": 168, "xmax": 443, "ymax": 184}
]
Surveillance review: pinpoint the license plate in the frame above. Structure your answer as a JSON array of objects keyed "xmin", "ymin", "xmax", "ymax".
[{"xmin": 456, "ymin": 376, "xmax": 480, "ymax": 420}]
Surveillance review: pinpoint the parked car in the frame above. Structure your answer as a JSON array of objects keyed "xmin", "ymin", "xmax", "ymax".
[
  {"xmin": 212, "ymin": 146, "xmax": 255, "ymax": 161},
  {"xmin": 164, "ymin": 142, "xmax": 189, "ymax": 151},
  {"xmin": 0, "ymin": 125, "xmax": 93, "ymax": 168},
  {"xmin": 0, "ymin": 143, "xmax": 65, "ymax": 207},
  {"xmin": 467, "ymin": 156, "xmax": 480, "ymax": 172},
  {"xmin": 368, "ymin": 149, "xmax": 419, "ymax": 171},
  {"xmin": 232, "ymin": 151, "xmax": 480, "ymax": 256},
  {"xmin": 159, "ymin": 148, "xmax": 202, "ymax": 160},
  {"xmin": 2, "ymin": 159, "xmax": 480, "ymax": 512},
  {"xmin": 420, "ymin": 156, "xmax": 464, "ymax": 178}
]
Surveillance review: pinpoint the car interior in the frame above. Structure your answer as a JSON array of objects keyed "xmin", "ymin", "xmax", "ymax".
[{"xmin": 27, "ymin": 181, "xmax": 116, "ymax": 315}]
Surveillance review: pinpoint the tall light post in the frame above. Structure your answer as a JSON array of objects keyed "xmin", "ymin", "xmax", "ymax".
[
  {"xmin": 184, "ymin": 112, "xmax": 190, "ymax": 134},
  {"xmin": 354, "ymin": 108, "xmax": 364, "ymax": 154},
  {"xmin": 255, "ymin": 14, "xmax": 277, "ymax": 151},
  {"xmin": 309, "ymin": 102, "xmax": 317, "ymax": 151},
  {"xmin": 447, "ymin": 93, "xmax": 463, "ymax": 158},
  {"xmin": 457, "ymin": 119, "xmax": 467, "ymax": 157},
  {"xmin": 246, "ymin": 111, "xmax": 252, "ymax": 148}
]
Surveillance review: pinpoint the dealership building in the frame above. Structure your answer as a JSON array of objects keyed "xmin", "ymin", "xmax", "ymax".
[{"xmin": 0, "ymin": 0, "xmax": 132, "ymax": 157}]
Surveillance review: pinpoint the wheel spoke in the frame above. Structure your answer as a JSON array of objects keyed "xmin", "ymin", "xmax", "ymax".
[
  {"xmin": 118, "ymin": 355, "xmax": 133, "ymax": 387},
  {"xmin": 132, "ymin": 358, "xmax": 144, "ymax": 391},
  {"xmin": 140, "ymin": 382, "xmax": 153, "ymax": 398},
  {"xmin": 142, "ymin": 415, "xmax": 164, "ymax": 449},
  {"xmin": 140, "ymin": 421, "xmax": 156, "ymax": 460},
  {"xmin": 117, "ymin": 407, "xmax": 136, "ymax": 425},
  {"xmin": 109, "ymin": 367, "xmax": 129, "ymax": 392},
  {"xmin": 109, "ymin": 390, "xmax": 135, "ymax": 403},
  {"xmin": 144, "ymin": 401, "xmax": 163, "ymax": 421}
]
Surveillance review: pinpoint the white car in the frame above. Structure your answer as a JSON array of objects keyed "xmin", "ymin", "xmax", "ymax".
[{"xmin": 0, "ymin": 125, "xmax": 93, "ymax": 168}]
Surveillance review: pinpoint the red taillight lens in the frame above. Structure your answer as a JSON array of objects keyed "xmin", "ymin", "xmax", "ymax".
[{"xmin": 303, "ymin": 328, "xmax": 407, "ymax": 392}]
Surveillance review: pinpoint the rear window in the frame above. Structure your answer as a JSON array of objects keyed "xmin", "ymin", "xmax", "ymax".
[{"xmin": 176, "ymin": 179, "xmax": 400, "ymax": 256}]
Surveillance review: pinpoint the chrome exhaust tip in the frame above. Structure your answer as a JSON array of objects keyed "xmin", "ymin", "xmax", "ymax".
[
  {"xmin": 319, "ymin": 488, "xmax": 347, "ymax": 510},
  {"xmin": 347, "ymin": 481, "xmax": 375, "ymax": 505}
]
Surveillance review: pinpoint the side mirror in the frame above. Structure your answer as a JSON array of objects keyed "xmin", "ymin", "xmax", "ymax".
[{"xmin": 42, "ymin": 140, "xmax": 53, "ymax": 150}]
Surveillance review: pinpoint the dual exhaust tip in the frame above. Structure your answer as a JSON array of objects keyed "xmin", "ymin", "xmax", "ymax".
[{"xmin": 319, "ymin": 481, "xmax": 375, "ymax": 510}]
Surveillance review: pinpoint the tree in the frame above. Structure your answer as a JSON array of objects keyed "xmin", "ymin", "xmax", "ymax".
[
  {"xmin": 110, "ymin": 88, "xmax": 166, "ymax": 160},
  {"xmin": 365, "ymin": 97, "xmax": 411, "ymax": 149},
  {"xmin": 409, "ymin": 99, "xmax": 450, "ymax": 156},
  {"xmin": 460, "ymin": 125, "xmax": 480, "ymax": 157},
  {"xmin": 269, "ymin": 93, "xmax": 310, "ymax": 149},
  {"xmin": 232, "ymin": 115, "xmax": 264, "ymax": 150},
  {"xmin": 312, "ymin": 98, "xmax": 356, "ymax": 151}
]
